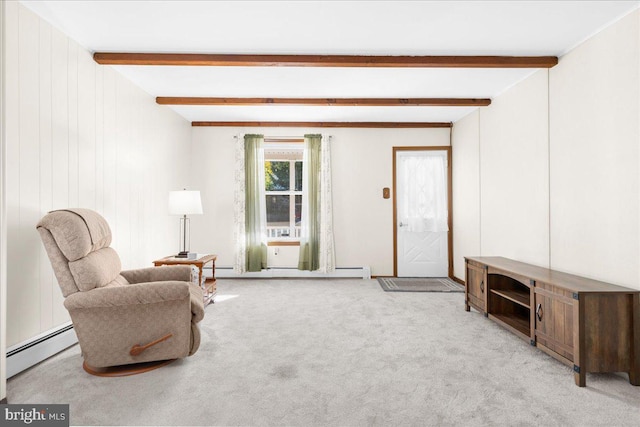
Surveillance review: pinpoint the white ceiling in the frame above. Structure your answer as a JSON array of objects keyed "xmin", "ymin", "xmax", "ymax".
[{"xmin": 21, "ymin": 0, "xmax": 640, "ymax": 124}]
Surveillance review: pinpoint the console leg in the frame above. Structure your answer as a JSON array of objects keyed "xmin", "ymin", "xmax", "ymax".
[
  {"xmin": 631, "ymin": 294, "xmax": 639, "ymax": 386},
  {"xmin": 574, "ymin": 371, "xmax": 586, "ymax": 387},
  {"xmin": 465, "ymin": 304, "xmax": 470, "ymax": 312}
]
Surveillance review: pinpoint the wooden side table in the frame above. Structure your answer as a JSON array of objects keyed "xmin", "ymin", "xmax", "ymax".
[{"xmin": 153, "ymin": 254, "xmax": 217, "ymax": 306}]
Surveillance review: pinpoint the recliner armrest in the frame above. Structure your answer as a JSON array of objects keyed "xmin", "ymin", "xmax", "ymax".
[
  {"xmin": 64, "ymin": 281, "xmax": 190, "ymax": 310},
  {"xmin": 121, "ymin": 265, "xmax": 192, "ymax": 284},
  {"xmin": 189, "ymin": 285, "xmax": 205, "ymax": 323}
]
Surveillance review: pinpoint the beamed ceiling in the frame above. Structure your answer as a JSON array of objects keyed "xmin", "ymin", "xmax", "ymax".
[{"xmin": 21, "ymin": 0, "xmax": 640, "ymax": 127}]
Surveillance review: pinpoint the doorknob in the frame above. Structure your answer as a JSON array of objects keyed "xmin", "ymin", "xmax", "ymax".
[{"xmin": 399, "ymin": 222, "xmax": 406, "ymax": 227}]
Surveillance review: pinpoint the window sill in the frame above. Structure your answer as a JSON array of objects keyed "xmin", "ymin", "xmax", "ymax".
[{"xmin": 267, "ymin": 241, "xmax": 301, "ymax": 247}]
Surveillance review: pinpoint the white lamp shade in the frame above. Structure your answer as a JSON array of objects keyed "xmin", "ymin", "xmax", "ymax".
[{"xmin": 169, "ymin": 190, "xmax": 203, "ymax": 215}]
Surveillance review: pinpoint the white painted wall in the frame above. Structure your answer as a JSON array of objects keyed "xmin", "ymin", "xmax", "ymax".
[
  {"xmin": 549, "ymin": 10, "xmax": 639, "ymax": 287},
  {"xmin": 453, "ymin": 11, "xmax": 640, "ymax": 290},
  {"xmin": 4, "ymin": 2, "xmax": 191, "ymax": 347},
  {"xmin": 451, "ymin": 110, "xmax": 480, "ymax": 280},
  {"xmin": 190, "ymin": 127, "xmax": 450, "ymax": 276},
  {"xmin": 479, "ymin": 70, "xmax": 550, "ymax": 267},
  {"xmin": 267, "ymin": 246, "xmax": 301, "ymax": 268}
]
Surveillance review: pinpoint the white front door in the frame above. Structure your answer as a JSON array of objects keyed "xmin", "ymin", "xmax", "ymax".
[{"xmin": 396, "ymin": 150, "xmax": 449, "ymax": 277}]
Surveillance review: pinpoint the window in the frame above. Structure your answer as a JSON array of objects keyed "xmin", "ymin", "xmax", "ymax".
[{"xmin": 264, "ymin": 144, "xmax": 303, "ymax": 240}]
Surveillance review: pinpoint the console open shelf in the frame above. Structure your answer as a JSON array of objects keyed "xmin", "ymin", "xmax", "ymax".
[
  {"xmin": 489, "ymin": 312, "xmax": 530, "ymax": 338},
  {"xmin": 487, "ymin": 273, "xmax": 531, "ymax": 341},
  {"xmin": 490, "ymin": 288, "xmax": 529, "ymax": 308}
]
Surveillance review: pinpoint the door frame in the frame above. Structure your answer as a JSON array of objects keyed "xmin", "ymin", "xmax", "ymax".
[{"xmin": 392, "ymin": 146, "xmax": 453, "ymax": 278}]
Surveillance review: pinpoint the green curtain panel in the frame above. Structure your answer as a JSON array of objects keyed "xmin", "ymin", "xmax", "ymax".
[
  {"xmin": 298, "ymin": 134, "xmax": 322, "ymax": 271},
  {"xmin": 244, "ymin": 134, "xmax": 267, "ymax": 272}
]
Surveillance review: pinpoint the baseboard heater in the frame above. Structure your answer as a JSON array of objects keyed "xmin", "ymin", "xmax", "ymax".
[
  {"xmin": 6, "ymin": 322, "xmax": 78, "ymax": 378},
  {"xmin": 213, "ymin": 266, "xmax": 371, "ymax": 279}
]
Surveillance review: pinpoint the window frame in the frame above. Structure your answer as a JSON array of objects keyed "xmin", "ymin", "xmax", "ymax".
[{"xmin": 264, "ymin": 142, "xmax": 304, "ymax": 244}]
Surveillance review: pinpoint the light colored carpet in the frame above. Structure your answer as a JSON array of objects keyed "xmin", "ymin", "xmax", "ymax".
[
  {"xmin": 377, "ymin": 277, "xmax": 463, "ymax": 292},
  {"xmin": 7, "ymin": 279, "xmax": 640, "ymax": 426}
]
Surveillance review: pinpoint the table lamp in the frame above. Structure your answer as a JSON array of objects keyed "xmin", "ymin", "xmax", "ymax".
[{"xmin": 169, "ymin": 189, "xmax": 203, "ymax": 258}]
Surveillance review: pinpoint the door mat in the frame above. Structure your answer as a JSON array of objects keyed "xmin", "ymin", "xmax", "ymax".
[{"xmin": 377, "ymin": 277, "xmax": 464, "ymax": 292}]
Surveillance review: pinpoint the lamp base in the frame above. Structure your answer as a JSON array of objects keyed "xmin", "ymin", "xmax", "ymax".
[{"xmin": 175, "ymin": 251, "xmax": 189, "ymax": 258}]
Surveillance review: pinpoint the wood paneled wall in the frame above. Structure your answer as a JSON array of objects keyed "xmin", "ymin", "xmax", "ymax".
[
  {"xmin": 1, "ymin": 0, "xmax": 8, "ymax": 403},
  {"xmin": 4, "ymin": 3, "xmax": 191, "ymax": 347}
]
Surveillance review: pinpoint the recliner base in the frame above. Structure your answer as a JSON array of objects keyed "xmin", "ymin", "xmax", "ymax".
[{"xmin": 82, "ymin": 359, "xmax": 175, "ymax": 377}]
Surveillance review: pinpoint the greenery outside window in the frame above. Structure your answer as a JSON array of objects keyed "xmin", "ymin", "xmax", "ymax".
[{"xmin": 264, "ymin": 145, "xmax": 303, "ymax": 241}]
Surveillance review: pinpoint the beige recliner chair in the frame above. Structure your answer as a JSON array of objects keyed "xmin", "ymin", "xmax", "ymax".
[{"xmin": 37, "ymin": 208, "xmax": 204, "ymax": 375}]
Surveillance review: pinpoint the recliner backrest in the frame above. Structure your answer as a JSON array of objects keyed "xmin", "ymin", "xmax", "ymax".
[{"xmin": 37, "ymin": 209, "xmax": 123, "ymax": 296}]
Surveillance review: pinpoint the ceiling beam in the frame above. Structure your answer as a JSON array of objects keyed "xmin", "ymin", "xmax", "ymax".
[
  {"xmin": 191, "ymin": 121, "xmax": 452, "ymax": 128},
  {"xmin": 157, "ymin": 97, "xmax": 491, "ymax": 107},
  {"xmin": 94, "ymin": 53, "xmax": 558, "ymax": 68}
]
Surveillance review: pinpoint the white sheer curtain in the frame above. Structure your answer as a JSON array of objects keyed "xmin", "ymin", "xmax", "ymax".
[
  {"xmin": 318, "ymin": 136, "xmax": 335, "ymax": 273},
  {"xmin": 397, "ymin": 152, "xmax": 448, "ymax": 233},
  {"xmin": 233, "ymin": 134, "xmax": 246, "ymax": 273}
]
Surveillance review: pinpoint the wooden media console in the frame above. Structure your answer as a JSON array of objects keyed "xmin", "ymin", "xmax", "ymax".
[{"xmin": 464, "ymin": 256, "xmax": 639, "ymax": 387}]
